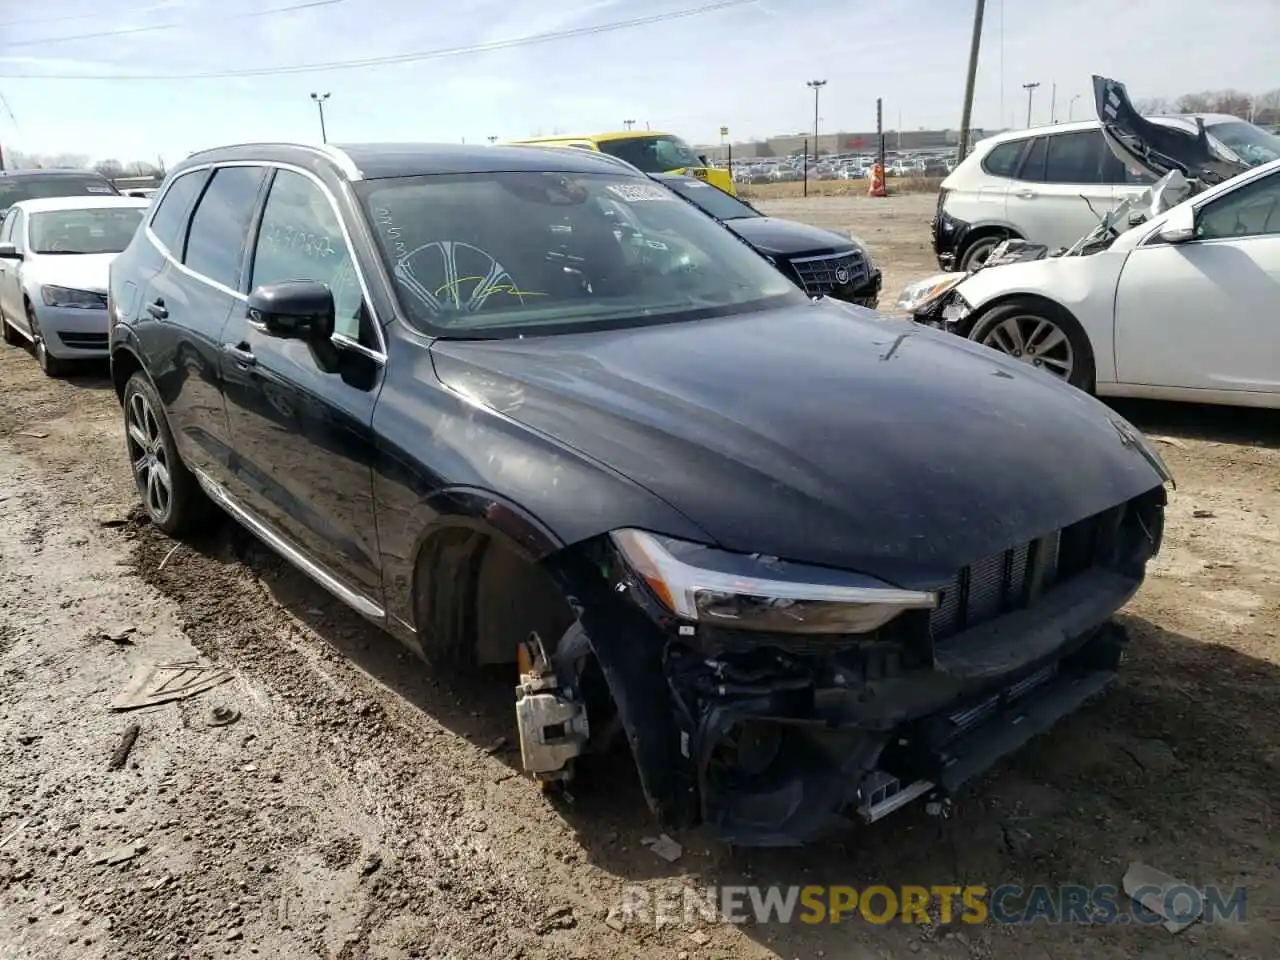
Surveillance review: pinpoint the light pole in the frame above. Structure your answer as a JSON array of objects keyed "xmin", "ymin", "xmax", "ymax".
[
  {"xmin": 623, "ymin": 119, "xmax": 636, "ymax": 130},
  {"xmin": 1068, "ymin": 94, "xmax": 1080, "ymax": 121},
  {"xmin": 1022, "ymin": 81, "xmax": 1040, "ymax": 127},
  {"xmin": 806, "ymin": 79, "xmax": 826, "ymax": 157},
  {"xmin": 956, "ymin": 0, "xmax": 986, "ymax": 162},
  {"xmin": 310, "ymin": 92, "xmax": 330, "ymax": 144}
]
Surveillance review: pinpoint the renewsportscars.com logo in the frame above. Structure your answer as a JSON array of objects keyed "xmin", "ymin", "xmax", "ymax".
[{"xmin": 617, "ymin": 883, "xmax": 1247, "ymax": 927}]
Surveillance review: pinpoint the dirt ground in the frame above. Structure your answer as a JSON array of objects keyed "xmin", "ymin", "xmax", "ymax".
[{"xmin": 2, "ymin": 193, "xmax": 1277, "ymax": 960}]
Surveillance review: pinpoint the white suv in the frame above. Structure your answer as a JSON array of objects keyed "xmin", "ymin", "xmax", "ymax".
[{"xmin": 932, "ymin": 121, "xmax": 1156, "ymax": 271}]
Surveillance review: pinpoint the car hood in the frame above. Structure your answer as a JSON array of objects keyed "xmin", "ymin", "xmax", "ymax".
[
  {"xmin": 23, "ymin": 252, "xmax": 118, "ymax": 293},
  {"xmin": 1094, "ymin": 75, "xmax": 1249, "ymax": 186},
  {"xmin": 725, "ymin": 217, "xmax": 855, "ymax": 257},
  {"xmin": 428, "ymin": 302, "xmax": 1165, "ymax": 588}
]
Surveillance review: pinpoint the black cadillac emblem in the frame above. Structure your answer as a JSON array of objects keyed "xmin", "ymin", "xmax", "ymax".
[{"xmin": 835, "ymin": 266, "xmax": 850, "ymax": 285}]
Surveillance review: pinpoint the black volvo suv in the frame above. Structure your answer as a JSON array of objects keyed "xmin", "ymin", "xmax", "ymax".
[{"xmin": 108, "ymin": 142, "xmax": 1170, "ymax": 845}]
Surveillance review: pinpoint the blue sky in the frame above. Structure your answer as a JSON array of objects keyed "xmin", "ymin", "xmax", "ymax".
[{"xmin": 0, "ymin": 0, "xmax": 1277, "ymax": 165}]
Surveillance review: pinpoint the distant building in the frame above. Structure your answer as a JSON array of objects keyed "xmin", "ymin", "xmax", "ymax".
[{"xmin": 697, "ymin": 128, "xmax": 992, "ymax": 161}]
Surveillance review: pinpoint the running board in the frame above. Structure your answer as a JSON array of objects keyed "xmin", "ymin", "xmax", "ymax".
[{"xmin": 193, "ymin": 468, "xmax": 386, "ymax": 622}]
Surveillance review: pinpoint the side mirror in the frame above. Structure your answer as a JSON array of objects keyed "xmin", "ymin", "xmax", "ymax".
[
  {"xmin": 247, "ymin": 280, "xmax": 335, "ymax": 341},
  {"xmin": 0, "ymin": 242, "xmax": 22, "ymax": 260},
  {"xmin": 1156, "ymin": 205, "xmax": 1196, "ymax": 244}
]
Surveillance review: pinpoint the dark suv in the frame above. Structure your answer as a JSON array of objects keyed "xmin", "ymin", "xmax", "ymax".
[
  {"xmin": 108, "ymin": 142, "xmax": 1171, "ymax": 845},
  {"xmin": 0, "ymin": 168, "xmax": 120, "ymax": 219}
]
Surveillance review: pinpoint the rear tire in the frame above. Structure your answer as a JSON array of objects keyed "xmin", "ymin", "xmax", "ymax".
[
  {"xmin": 968, "ymin": 297, "xmax": 1096, "ymax": 391},
  {"xmin": 122, "ymin": 370, "xmax": 211, "ymax": 535}
]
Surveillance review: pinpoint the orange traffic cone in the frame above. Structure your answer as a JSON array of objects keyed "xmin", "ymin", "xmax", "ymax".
[{"xmin": 868, "ymin": 163, "xmax": 886, "ymax": 198}]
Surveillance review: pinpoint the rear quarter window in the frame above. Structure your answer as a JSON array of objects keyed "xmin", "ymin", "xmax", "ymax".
[{"xmin": 980, "ymin": 140, "xmax": 1027, "ymax": 178}]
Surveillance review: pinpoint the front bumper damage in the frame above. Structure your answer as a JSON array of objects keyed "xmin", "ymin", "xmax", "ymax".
[{"xmin": 534, "ymin": 485, "xmax": 1164, "ymax": 846}]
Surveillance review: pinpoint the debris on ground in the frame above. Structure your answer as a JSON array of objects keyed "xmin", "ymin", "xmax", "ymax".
[
  {"xmin": 107, "ymin": 722, "xmax": 141, "ymax": 770},
  {"xmin": 641, "ymin": 833, "xmax": 683, "ymax": 863},
  {"xmin": 483, "ymin": 735, "xmax": 507, "ymax": 755},
  {"xmin": 97, "ymin": 626, "xmax": 138, "ymax": 646},
  {"xmin": 1148, "ymin": 435, "xmax": 1188, "ymax": 449},
  {"xmin": 0, "ymin": 818, "xmax": 32, "ymax": 850},
  {"xmin": 1192, "ymin": 509, "xmax": 1216, "ymax": 519},
  {"xmin": 112, "ymin": 661, "xmax": 232, "ymax": 710},
  {"xmin": 689, "ymin": 930, "xmax": 710, "ymax": 945},
  {"xmin": 157, "ymin": 543, "xmax": 180, "ymax": 571},
  {"xmin": 1123, "ymin": 861, "xmax": 1203, "ymax": 934},
  {"xmin": 15, "ymin": 429, "xmax": 48, "ymax": 439},
  {"xmin": 94, "ymin": 843, "xmax": 146, "ymax": 866},
  {"xmin": 604, "ymin": 908, "xmax": 626, "ymax": 932},
  {"xmin": 360, "ymin": 853, "xmax": 382, "ymax": 877},
  {"xmin": 205, "ymin": 705, "xmax": 241, "ymax": 727},
  {"xmin": 535, "ymin": 904, "xmax": 577, "ymax": 933}
]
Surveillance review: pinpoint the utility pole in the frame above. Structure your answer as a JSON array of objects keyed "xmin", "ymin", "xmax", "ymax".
[
  {"xmin": 1049, "ymin": 82, "xmax": 1057, "ymax": 123},
  {"xmin": 310, "ymin": 92, "xmax": 330, "ymax": 144},
  {"xmin": 623, "ymin": 119, "xmax": 635, "ymax": 130},
  {"xmin": 1022, "ymin": 81, "xmax": 1040, "ymax": 127},
  {"xmin": 956, "ymin": 0, "xmax": 986, "ymax": 163},
  {"xmin": 806, "ymin": 79, "xmax": 827, "ymax": 157}
]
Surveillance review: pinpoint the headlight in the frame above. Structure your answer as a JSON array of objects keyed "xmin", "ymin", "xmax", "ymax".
[
  {"xmin": 895, "ymin": 273, "xmax": 966, "ymax": 313},
  {"xmin": 610, "ymin": 529, "xmax": 936, "ymax": 634},
  {"xmin": 41, "ymin": 285, "xmax": 104, "ymax": 309}
]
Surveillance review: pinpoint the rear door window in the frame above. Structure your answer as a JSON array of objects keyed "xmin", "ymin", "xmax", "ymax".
[
  {"xmin": 183, "ymin": 166, "xmax": 269, "ymax": 289},
  {"xmin": 1042, "ymin": 130, "xmax": 1108, "ymax": 184},
  {"xmin": 149, "ymin": 170, "xmax": 209, "ymax": 255},
  {"xmin": 1015, "ymin": 137, "xmax": 1048, "ymax": 181},
  {"xmin": 981, "ymin": 139, "xmax": 1026, "ymax": 178}
]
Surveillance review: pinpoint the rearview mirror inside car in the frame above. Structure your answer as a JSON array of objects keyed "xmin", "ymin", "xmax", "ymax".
[
  {"xmin": 0, "ymin": 242, "xmax": 21, "ymax": 260},
  {"xmin": 1156, "ymin": 206, "xmax": 1196, "ymax": 244},
  {"xmin": 247, "ymin": 280, "xmax": 336, "ymax": 341}
]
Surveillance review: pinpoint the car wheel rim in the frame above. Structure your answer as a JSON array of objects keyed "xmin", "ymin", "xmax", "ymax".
[
  {"xmin": 126, "ymin": 391, "xmax": 173, "ymax": 522},
  {"xmin": 977, "ymin": 314, "xmax": 1074, "ymax": 381},
  {"xmin": 966, "ymin": 240, "xmax": 999, "ymax": 268}
]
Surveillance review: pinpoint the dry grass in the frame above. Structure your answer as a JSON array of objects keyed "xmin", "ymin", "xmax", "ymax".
[{"xmin": 739, "ymin": 176, "xmax": 944, "ymax": 200}]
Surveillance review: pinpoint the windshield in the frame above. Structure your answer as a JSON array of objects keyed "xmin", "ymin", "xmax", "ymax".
[
  {"xmin": 596, "ymin": 135, "xmax": 703, "ymax": 173},
  {"xmin": 1206, "ymin": 120, "xmax": 1280, "ymax": 166},
  {"xmin": 358, "ymin": 171, "xmax": 802, "ymax": 337},
  {"xmin": 0, "ymin": 176, "xmax": 118, "ymax": 213},
  {"xmin": 661, "ymin": 178, "xmax": 759, "ymax": 220},
  {"xmin": 29, "ymin": 207, "xmax": 144, "ymax": 254}
]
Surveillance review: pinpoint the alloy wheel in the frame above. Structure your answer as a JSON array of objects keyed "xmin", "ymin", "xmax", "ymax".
[
  {"xmin": 976, "ymin": 314, "xmax": 1075, "ymax": 382},
  {"xmin": 126, "ymin": 390, "xmax": 174, "ymax": 523}
]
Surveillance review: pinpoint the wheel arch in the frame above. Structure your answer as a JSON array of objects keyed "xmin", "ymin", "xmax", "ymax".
[
  {"xmin": 407, "ymin": 487, "xmax": 575, "ymax": 667},
  {"xmin": 110, "ymin": 341, "xmax": 147, "ymax": 403}
]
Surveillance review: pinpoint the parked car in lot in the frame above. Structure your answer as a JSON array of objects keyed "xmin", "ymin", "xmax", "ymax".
[
  {"xmin": 651, "ymin": 172, "xmax": 882, "ymax": 307},
  {"xmin": 0, "ymin": 195, "xmax": 148, "ymax": 374},
  {"xmin": 109, "ymin": 141, "xmax": 1170, "ymax": 845},
  {"xmin": 0, "ymin": 168, "xmax": 121, "ymax": 220},
  {"xmin": 904, "ymin": 156, "xmax": 1280, "ymax": 409},
  {"xmin": 933, "ymin": 76, "xmax": 1280, "ymax": 271}
]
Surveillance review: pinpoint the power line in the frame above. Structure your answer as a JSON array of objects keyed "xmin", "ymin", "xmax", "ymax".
[
  {"xmin": 0, "ymin": 0, "xmax": 331, "ymax": 28},
  {"xmin": 0, "ymin": 0, "xmax": 758, "ymax": 80},
  {"xmin": 3, "ymin": 0, "xmax": 344, "ymax": 47}
]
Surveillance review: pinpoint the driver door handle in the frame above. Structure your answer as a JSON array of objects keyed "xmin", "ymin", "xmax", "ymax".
[
  {"xmin": 1015, "ymin": 189, "xmax": 1037, "ymax": 200},
  {"xmin": 222, "ymin": 342, "xmax": 257, "ymax": 368},
  {"xmin": 146, "ymin": 298, "xmax": 168, "ymax": 320}
]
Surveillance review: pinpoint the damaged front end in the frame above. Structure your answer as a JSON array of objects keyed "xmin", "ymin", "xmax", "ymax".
[{"xmin": 537, "ymin": 486, "xmax": 1166, "ymax": 846}]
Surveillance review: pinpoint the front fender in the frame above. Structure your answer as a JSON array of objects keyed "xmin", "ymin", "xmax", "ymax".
[{"xmin": 955, "ymin": 251, "xmax": 1129, "ymax": 382}]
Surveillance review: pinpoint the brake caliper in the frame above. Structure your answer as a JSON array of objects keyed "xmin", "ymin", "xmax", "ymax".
[{"xmin": 514, "ymin": 632, "xmax": 590, "ymax": 783}]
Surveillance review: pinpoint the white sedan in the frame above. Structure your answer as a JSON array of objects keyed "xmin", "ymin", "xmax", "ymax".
[
  {"xmin": 902, "ymin": 156, "xmax": 1280, "ymax": 409},
  {"xmin": 0, "ymin": 195, "xmax": 149, "ymax": 376}
]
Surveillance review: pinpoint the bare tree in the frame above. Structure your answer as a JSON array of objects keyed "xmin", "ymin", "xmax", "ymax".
[
  {"xmin": 1254, "ymin": 88, "xmax": 1280, "ymax": 125},
  {"xmin": 1135, "ymin": 97, "xmax": 1171, "ymax": 115},
  {"xmin": 4, "ymin": 149, "xmax": 92, "ymax": 170},
  {"xmin": 93, "ymin": 159, "xmax": 125, "ymax": 179},
  {"xmin": 1174, "ymin": 90, "xmax": 1253, "ymax": 119}
]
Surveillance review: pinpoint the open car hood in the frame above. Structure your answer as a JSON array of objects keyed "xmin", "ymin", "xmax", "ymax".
[{"xmin": 1093, "ymin": 75, "xmax": 1250, "ymax": 186}]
